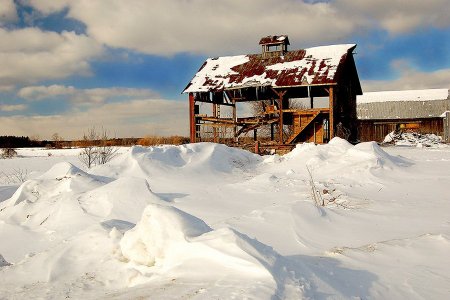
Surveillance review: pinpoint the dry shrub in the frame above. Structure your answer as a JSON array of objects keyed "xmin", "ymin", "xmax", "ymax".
[
  {"xmin": 137, "ymin": 136, "xmax": 189, "ymax": 146},
  {"xmin": 1, "ymin": 148, "xmax": 17, "ymax": 159}
]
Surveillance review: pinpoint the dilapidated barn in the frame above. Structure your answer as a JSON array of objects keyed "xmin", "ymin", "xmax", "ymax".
[
  {"xmin": 182, "ymin": 35, "xmax": 361, "ymax": 152},
  {"xmin": 357, "ymin": 89, "xmax": 450, "ymax": 142}
]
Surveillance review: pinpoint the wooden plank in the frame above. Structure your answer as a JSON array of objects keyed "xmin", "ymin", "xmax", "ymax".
[{"xmin": 198, "ymin": 116, "xmax": 234, "ymax": 124}]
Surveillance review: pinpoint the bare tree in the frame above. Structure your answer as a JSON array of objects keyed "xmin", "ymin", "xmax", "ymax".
[
  {"xmin": 78, "ymin": 127, "xmax": 118, "ymax": 168},
  {"xmin": 97, "ymin": 128, "xmax": 118, "ymax": 165},
  {"xmin": 79, "ymin": 127, "xmax": 99, "ymax": 169},
  {"xmin": 52, "ymin": 132, "xmax": 64, "ymax": 149}
]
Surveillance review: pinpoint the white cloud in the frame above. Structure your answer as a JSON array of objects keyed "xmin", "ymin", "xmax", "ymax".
[
  {"xmin": 18, "ymin": 85, "xmax": 159, "ymax": 104},
  {"xmin": 22, "ymin": 0, "xmax": 355, "ymax": 56},
  {"xmin": 0, "ymin": 28, "xmax": 103, "ymax": 86},
  {"xmin": 0, "ymin": 0, "xmax": 18, "ymax": 25},
  {"xmin": 362, "ymin": 61, "xmax": 450, "ymax": 92},
  {"xmin": 23, "ymin": 0, "xmax": 450, "ymax": 56},
  {"xmin": 0, "ymin": 98, "xmax": 187, "ymax": 139},
  {"xmin": 0, "ymin": 104, "xmax": 27, "ymax": 112},
  {"xmin": 336, "ymin": 0, "xmax": 450, "ymax": 34},
  {"xmin": 18, "ymin": 85, "xmax": 76, "ymax": 100}
]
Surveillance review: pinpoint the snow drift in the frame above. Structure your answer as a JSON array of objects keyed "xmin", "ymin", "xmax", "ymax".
[{"xmin": 1, "ymin": 139, "xmax": 449, "ymax": 299}]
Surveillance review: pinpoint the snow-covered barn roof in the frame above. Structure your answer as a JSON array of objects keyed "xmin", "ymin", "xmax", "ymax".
[
  {"xmin": 357, "ymin": 89, "xmax": 450, "ymax": 120},
  {"xmin": 182, "ymin": 44, "xmax": 357, "ymax": 93}
]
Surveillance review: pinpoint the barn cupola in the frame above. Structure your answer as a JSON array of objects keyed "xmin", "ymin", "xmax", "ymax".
[{"xmin": 259, "ymin": 35, "xmax": 290, "ymax": 58}]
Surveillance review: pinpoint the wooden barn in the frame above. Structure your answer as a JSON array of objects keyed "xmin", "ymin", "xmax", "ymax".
[
  {"xmin": 182, "ymin": 35, "xmax": 362, "ymax": 152},
  {"xmin": 357, "ymin": 89, "xmax": 450, "ymax": 142}
]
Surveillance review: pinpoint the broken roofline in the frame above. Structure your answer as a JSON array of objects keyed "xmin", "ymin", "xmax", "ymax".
[
  {"xmin": 182, "ymin": 44, "xmax": 357, "ymax": 94},
  {"xmin": 216, "ymin": 82, "xmax": 338, "ymax": 91}
]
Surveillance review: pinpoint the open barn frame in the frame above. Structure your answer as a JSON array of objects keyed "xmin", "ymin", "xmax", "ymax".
[{"xmin": 183, "ymin": 36, "xmax": 362, "ymax": 152}]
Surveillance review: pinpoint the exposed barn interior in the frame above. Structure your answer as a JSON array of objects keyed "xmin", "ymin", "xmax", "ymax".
[
  {"xmin": 182, "ymin": 35, "xmax": 362, "ymax": 152},
  {"xmin": 357, "ymin": 89, "xmax": 450, "ymax": 142}
]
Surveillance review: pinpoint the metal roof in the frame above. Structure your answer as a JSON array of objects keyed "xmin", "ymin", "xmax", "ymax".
[
  {"xmin": 357, "ymin": 89, "xmax": 450, "ymax": 120},
  {"xmin": 357, "ymin": 100, "xmax": 450, "ymax": 120},
  {"xmin": 259, "ymin": 35, "xmax": 290, "ymax": 45},
  {"xmin": 357, "ymin": 89, "xmax": 449, "ymax": 104},
  {"xmin": 183, "ymin": 44, "xmax": 357, "ymax": 93}
]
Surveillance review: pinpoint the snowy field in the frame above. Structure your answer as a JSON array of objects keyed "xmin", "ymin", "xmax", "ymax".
[{"xmin": 1, "ymin": 139, "xmax": 449, "ymax": 299}]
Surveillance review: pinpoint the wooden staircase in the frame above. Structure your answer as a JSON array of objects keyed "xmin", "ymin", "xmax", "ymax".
[{"xmin": 286, "ymin": 110, "xmax": 323, "ymax": 144}]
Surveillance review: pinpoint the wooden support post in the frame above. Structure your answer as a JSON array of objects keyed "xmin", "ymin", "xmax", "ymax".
[
  {"xmin": 232, "ymin": 99, "xmax": 237, "ymax": 143},
  {"xmin": 308, "ymin": 86, "xmax": 313, "ymax": 109},
  {"xmin": 253, "ymin": 129, "xmax": 257, "ymax": 141},
  {"xmin": 189, "ymin": 93, "xmax": 196, "ymax": 143},
  {"xmin": 278, "ymin": 96, "xmax": 283, "ymax": 144},
  {"xmin": 329, "ymin": 86, "xmax": 334, "ymax": 140},
  {"xmin": 213, "ymin": 103, "xmax": 218, "ymax": 143},
  {"xmin": 269, "ymin": 87, "xmax": 288, "ymax": 144}
]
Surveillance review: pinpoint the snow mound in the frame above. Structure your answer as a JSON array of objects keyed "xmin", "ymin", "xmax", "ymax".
[
  {"xmin": 266, "ymin": 138, "xmax": 407, "ymax": 179},
  {"xmin": 108, "ymin": 143, "xmax": 261, "ymax": 179},
  {"xmin": 0, "ymin": 163, "xmax": 105, "ymax": 229},
  {"xmin": 0, "ymin": 162, "xmax": 161, "ymax": 233},
  {"xmin": 120, "ymin": 204, "xmax": 212, "ymax": 267},
  {"xmin": 38, "ymin": 162, "xmax": 89, "ymax": 180},
  {"xmin": 119, "ymin": 204, "xmax": 300, "ymax": 297},
  {"xmin": 4, "ymin": 162, "xmax": 103, "ymax": 206},
  {"xmin": 78, "ymin": 177, "xmax": 163, "ymax": 222},
  {"xmin": 346, "ymin": 141, "xmax": 407, "ymax": 168}
]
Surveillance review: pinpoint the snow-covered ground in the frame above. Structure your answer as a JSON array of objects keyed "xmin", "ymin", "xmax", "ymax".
[{"xmin": 1, "ymin": 140, "xmax": 449, "ymax": 299}]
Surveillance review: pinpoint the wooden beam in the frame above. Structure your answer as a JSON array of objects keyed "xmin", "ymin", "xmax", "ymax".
[
  {"xmin": 189, "ymin": 93, "xmax": 196, "ymax": 143},
  {"xmin": 197, "ymin": 116, "xmax": 234, "ymax": 124},
  {"xmin": 329, "ymin": 86, "xmax": 334, "ymax": 140},
  {"xmin": 270, "ymin": 87, "xmax": 287, "ymax": 98},
  {"xmin": 278, "ymin": 96, "xmax": 284, "ymax": 144}
]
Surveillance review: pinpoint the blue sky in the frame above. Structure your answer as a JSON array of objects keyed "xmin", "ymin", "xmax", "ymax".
[{"xmin": 0, "ymin": 0, "xmax": 449, "ymax": 139}]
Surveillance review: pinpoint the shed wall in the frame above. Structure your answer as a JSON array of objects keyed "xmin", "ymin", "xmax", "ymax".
[{"xmin": 358, "ymin": 118, "xmax": 443, "ymax": 142}]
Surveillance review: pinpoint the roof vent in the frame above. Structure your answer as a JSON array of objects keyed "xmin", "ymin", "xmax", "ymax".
[{"xmin": 259, "ymin": 35, "xmax": 290, "ymax": 58}]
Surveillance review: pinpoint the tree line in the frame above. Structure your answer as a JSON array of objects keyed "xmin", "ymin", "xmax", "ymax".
[{"xmin": 0, "ymin": 135, "xmax": 190, "ymax": 149}]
